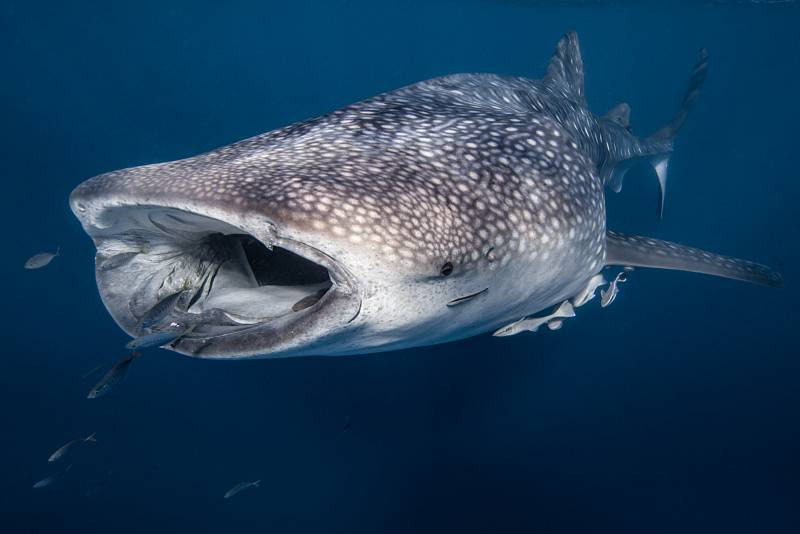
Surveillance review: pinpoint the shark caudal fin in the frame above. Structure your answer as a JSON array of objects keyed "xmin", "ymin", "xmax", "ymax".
[
  {"xmin": 646, "ymin": 48, "xmax": 709, "ymax": 148},
  {"xmin": 544, "ymin": 31, "xmax": 586, "ymax": 106},
  {"xmin": 605, "ymin": 231, "xmax": 782, "ymax": 287},
  {"xmin": 603, "ymin": 48, "xmax": 709, "ymax": 218},
  {"xmin": 644, "ymin": 48, "xmax": 709, "ymax": 217}
]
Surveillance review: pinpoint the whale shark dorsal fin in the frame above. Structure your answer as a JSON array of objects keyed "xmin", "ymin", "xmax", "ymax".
[
  {"xmin": 545, "ymin": 31, "xmax": 585, "ymax": 105},
  {"xmin": 604, "ymin": 103, "xmax": 631, "ymax": 130},
  {"xmin": 605, "ymin": 231, "xmax": 783, "ymax": 288}
]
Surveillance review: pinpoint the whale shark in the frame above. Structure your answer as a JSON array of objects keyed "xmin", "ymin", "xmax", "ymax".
[{"xmin": 69, "ymin": 32, "xmax": 781, "ymax": 359}]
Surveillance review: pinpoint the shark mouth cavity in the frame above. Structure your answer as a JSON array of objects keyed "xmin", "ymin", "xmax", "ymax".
[{"xmin": 75, "ymin": 204, "xmax": 360, "ymax": 359}]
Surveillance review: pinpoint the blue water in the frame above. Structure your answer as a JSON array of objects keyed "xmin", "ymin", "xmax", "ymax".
[{"xmin": 2, "ymin": 1, "xmax": 798, "ymax": 532}]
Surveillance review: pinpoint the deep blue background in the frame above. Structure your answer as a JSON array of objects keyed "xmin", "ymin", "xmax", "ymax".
[{"xmin": 1, "ymin": 1, "xmax": 798, "ymax": 532}]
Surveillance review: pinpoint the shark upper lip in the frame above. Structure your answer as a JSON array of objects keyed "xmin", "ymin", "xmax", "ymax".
[{"xmin": 70, "ymin": 191, "xmax": 361, "ymax": 359}]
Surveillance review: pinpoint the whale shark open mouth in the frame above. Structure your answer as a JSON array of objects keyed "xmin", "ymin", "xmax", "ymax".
[{"xmin": 76, "ymin": 204, "xmax": 360, "ymax": 358}]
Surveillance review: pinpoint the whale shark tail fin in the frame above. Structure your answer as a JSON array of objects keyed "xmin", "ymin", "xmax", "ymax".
[
  {"xmin": 603, "ymin": 48, "xmax": 708, "ymax": 218},
  {"xmin": 644, "ymin": 48, "xmax": 709, "ymax": 217},
  {"xmin": 605, "ymin": 231, "xmax": 782, "ymax": 288},
  {"xmin": 545, "ymin": 30, "xmax": 586, "ymax": 106},
  {"xmin": 647, "ymin": 48, "xmax": 709, "ymax": 146}
]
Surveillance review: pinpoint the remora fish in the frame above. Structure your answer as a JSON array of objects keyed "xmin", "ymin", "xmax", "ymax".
[
  {"xmin": 224, "ymin": 480, "xmax": 260, "ymax": 499},
  {"xmin": 48, "ymin": 432, "xmax": 97, "ymax": 462},
  {"xmin": 572, "ymin": 273, "xmax": 607, "ymax": 308},
  {"xmin": 600, "ymin": 271, "xmax": 628, "ymax": 308},
  {"xmin": 33, "ymin": 464, "xmax": 72, "ymax": 489},
  {"xmin": 493, "ymin": 300, "xmax": 575, "ymax": 337},
  {"xmin": 87, "ymin": 352, "xmax": 141, "ymax": 399},
  {"xmin": 69, "ymin": 32, "xmax": 781, "ymax": 359},
  {"xmin": 24, "ymin": 247, "xmax": 60, "ymax": 270}
]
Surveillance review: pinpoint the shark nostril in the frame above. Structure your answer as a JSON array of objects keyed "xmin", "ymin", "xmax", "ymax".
[{"xmin": 440, "ymin": 262, "xmax": 454, "ymax": 276}]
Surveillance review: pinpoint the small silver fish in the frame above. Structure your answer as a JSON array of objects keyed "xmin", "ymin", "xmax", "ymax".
[
  {"xmin": 125, "ymin": 328, "xmax": 188, "ymax": 350},
  {"xmin": 572, "ymin": 273, "xmax": 608, "ymax": 308},
  {"xmin": 547, "ymin": 319, "xmax": 563, "ymax": 330},
  {"xmin": 493, "ymin": 300, "xmax": 576, "ymax": 337},
  {"xmin": 600, "ymin": 271, "xmax": 628, "ymax": 308},
  {"xmin": 81, "ymin": 363, "xmax": 107, "ymax": 380},
  {"xmin": 24, "ymin": 247, "xmax": 60, "ymax": 270},
  {"xmin": 48, "ymin": 432, "xmax": 96, "ymax": 462},
  {"xmin": 136, "ymin": 290, "xmax": 188, "ymax": 332},
  {"xmin": 224, "ymin": 479, "xmax": 260, "ymax": 499},
  {"xmin": 33, "ymin": 464, "xmax": 72, "ymax": 489},
  {"xmin": 87, "ymin": 352, "xmax": 142, "ymax": 399}
]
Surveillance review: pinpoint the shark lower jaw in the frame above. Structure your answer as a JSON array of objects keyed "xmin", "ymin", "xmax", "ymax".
[{"xmin": 70, "ymin": 198, "xmax": 361, "ymax": 359}]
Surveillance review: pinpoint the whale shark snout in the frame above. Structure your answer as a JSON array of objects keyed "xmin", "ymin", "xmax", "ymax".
[{"xmin": 70, "ymin": 173, "xmax": 364, "ymax": 359}]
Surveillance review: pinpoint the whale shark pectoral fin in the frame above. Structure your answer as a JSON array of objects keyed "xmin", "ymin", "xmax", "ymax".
[
  {"xmin": 545, "ymin": 30, "xmax": 585, "ymax": 105},
  {"xmin": 605, "ymin": 231, "xmax": 783, "ymax": 287}
]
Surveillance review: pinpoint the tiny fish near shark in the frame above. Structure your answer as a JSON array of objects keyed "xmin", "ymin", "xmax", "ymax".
[
  {"xmin": 125, "ymin": 329, "xmax": 189, "ymax": 350},
  {"xmin": 87, "ymin": 352, "xmax": 141, "ymax": 398},
  {"xmin": 33, "ymin": 464, "xmax": 72, "ymax": 489},
  {"xmin": 24, "ymin": 247, "xmax": 60, "ymax": 270},
  {"xmin": 69, "ymin": 32, "xmax": 781, "ymax": 359},
  {"xmin": 48, "ymin": 432, "xmax": 97, "ymax": 462},
  {"xmin": 224, "ymin": 480, "xmax": 260, "ymax": 499}
]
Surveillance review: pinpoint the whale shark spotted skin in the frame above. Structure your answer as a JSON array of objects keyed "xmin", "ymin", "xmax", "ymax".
[{"xmin": 69, "ymin": 32, "xmax": 781, "ymax": 359}]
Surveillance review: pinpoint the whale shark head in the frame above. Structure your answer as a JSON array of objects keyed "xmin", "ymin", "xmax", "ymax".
[
  {"xmin": 70, "ymin": 168, "xmax": 366, "ymax": 359},
  {"xmin": 70, "ymin": 100, "xmax": 600, "ymax": 359}
]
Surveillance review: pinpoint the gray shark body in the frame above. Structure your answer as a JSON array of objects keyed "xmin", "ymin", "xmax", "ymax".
[{"xmin": 70, "ymin": 32, "xmax": 780, "ymax": 359}]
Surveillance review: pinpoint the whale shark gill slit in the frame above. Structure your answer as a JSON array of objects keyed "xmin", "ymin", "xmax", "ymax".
[{"xmin": 447, "ymin": 288, "xmax": 489, "ymax": 307}]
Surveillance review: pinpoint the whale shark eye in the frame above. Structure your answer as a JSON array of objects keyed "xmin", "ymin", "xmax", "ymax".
[{"xmin": 440, "ymin": 262, "xmax": 454, "ymax": 277}]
